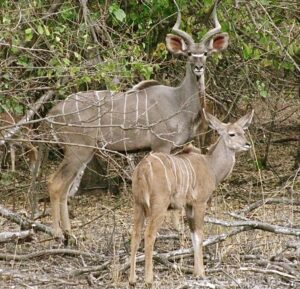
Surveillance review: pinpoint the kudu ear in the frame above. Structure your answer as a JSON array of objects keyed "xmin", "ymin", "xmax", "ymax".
[
  {"xmin": 166, "ymin": 34, "xmax": 188, "ymax": 56},
  {"xmin": 203, "ymin": 109, "xmax": 226, "ymax": 134},
  {"xmin": 206, "ymin": 32, "xmax": 229, "ymax": 54},
  {"xmin": 235, "ymin": 110, "xmax": 254, "ymax": 130}
]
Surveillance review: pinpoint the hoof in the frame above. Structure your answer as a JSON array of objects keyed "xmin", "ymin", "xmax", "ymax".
[
  {"xmin": 128, "ymin": 275, "xmax": 137, "ymax": 287},
  {"xmin": 63, "ymin": 232, "xmax": 78, "ymax": 247},
  {"xmin": 128, "ymin": 280, "xmax": 136, "ymax": 287},
  {"xmin": 144, "ymin": 282, "xmax": 153, "ymax": 288},
  {"xmin": 52, "ymin": 229, "xmax": 65, "ymax": 243},
  {"xmin": 194, "ymin": 274, "xmax": 206, "ymax": 280}
]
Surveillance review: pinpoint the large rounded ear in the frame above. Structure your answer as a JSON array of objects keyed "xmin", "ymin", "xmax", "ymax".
[
  {"xmin": 203, "ymin": 109, "xmax": 226, "ymax": 134},
  {"xmin": 166, "ymin": 34, "xmax": 188, "ymax": 56},
  {"xmin": 206, "ymin": 32, "xmax": 229, "ymax": 53},
  {"xmin": 235, "ymin": 110, "xmax": 254, "ymax": 129}
]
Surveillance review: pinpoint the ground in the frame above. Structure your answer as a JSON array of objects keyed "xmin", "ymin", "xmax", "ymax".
[{"xmin": 0, "ymin": 135, "xmax": 299, "ymax": 289}]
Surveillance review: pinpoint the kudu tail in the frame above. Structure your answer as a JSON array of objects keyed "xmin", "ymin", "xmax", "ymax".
[{"xmin": 132, "ymin": 162, "xmax": 152, "ymax": 217}]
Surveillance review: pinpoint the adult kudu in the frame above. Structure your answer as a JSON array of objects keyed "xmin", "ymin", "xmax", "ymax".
[{"xmin": 46, "ymin": 1, "xmax": 229, "ymax": 239}]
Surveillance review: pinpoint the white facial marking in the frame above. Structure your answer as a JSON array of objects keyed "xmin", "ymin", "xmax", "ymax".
[{"xmin": 192, "ymin": 53, "xmax": 205, "ymax": 58}]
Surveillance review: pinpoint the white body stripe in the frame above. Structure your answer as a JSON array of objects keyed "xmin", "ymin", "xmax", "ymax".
[
  {"xmin": 62, "ymin": 96, "xmax": 67, "ymax": 124},
  {"xmin": 181, "ymin": 159, "xmax": 190, "ymax": 195},
  {"xmin": 50, "ymin": 121, "xmax": 59, "ymax": 143},
  {"xmin": 123, "ymin": 92, "xmax": 128, "ymax": 151},
  {"xmin": 135, "ymin": 92, "xmax": 139, "ymax": 125},
  {"xmin": 75, "ymin": 94, "xmax": 82, "ymax": 123},
  {"xmin": 166, "ymin": 155, "xmax": 178, "ymax": 185},
  {"xmin": 110, "ymin": 93, "xmax": 114, "ymax": 139},
  {"xmin": 186, "ymin": 157, "xmax": 196, "ymax": 188},
  {"xmin": 151, "ymin": 154, "xmax": 171, "ymax": 192},
  {"xmin": 146, "ymin": 158, "xmax": 153, "ymax": 182},
  {"xmin": 123, "ymin": 92, "xmax": 127, "ymax": 127},
  {"xmin": 145, "ymin": 90, "xmax": 149, "ymax": 126},
  {"xmin": 96, "ymin": 91, "xmax": 104, "ymax": 144},
  {"xmin": 141, "ymin": 153, "xmax": 199, "ymax": 202}
]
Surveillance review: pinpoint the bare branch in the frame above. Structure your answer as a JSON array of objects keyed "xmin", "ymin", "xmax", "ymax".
[
  {"xmin": 205, "ymin": 215, "xmax": 300, "ymax": 237},
  {"xmin": 0, "ymin": 204, "xmax": 53, "ymax": 237},
  {"xmin": 0, "ymin": 90, "xmax": 55, "ymax": 145},
  {"xmin": 0, "ymin": 230, "xmax": 34, "ymax": 243}
]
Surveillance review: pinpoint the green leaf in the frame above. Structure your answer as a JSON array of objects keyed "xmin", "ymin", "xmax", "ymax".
[
  {"xmin": 242, "ymin": 43, "xmax": 253, "ymax": 60},
  {"xmin": 63, "ymin": 58, "xmax": 70, "ymax": 65},
  {"xmin": 24, "ymin": 28, "xmax": 33, "ymax": 41},
  {"xmin": 37, "ymin": 25, "xmax": 44, "ymax": 35},
  {"xmin": 74, "ymin": 52, "xmax": 81, "ymax": 60},
  {"xmin": 44, "ymin": 25, "xmax": 50, "ymax": 36},
  {"xmin": 25, "ymin": 28, "xmax": 32, "ymax": 34},
  {"xmin": 109, "ymin": 4, "xmax": 126, "ymax": 22}
]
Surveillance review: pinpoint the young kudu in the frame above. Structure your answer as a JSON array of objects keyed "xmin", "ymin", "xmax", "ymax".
[
  {"xmin": 46, "ymin": 1, "xmax": 229, "ymax": 239},
  {"xmin": 129, "ymin": 110, "xmax": 254, "ymax": 285}
]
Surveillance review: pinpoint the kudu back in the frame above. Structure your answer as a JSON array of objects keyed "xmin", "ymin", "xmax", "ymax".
[
  {"xmin": 46, "ymin": 0, "xmax": 229, "ymax": 239},
  {"xmin": 129, "ymin": 110, "xmax": 254, "ymax": 285}
]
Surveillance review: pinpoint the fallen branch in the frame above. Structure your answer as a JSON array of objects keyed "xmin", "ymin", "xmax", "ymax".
[
  {"xmin": 272, "ymin": 137, "xmax": 299, "ymax": 144},
  {"xmin": 119, "ymin": 226, "xmax": 250, "ymax": 274},
  {"xmin": 65, "ymin": 261, "xmax": 111, "ymax": 277},
  {"xmin": 238, "ymin": 197, "xmax": 300, "ymax": 215},
  {"xmin": 205, "ymin": 215, "xmax": 300, "ymax": 236},
  {"xmin": 0, "ymin": 249, "xmax": 99, "ymax": 261},
  {"xmin": 0, "ymin": 230, "xmax": 34, "ymax": 243},
  {"xmin": 240, "ymin": 266, "xmax": 297, "ymax": 280},
  {"xmin": 0, "ymin": 204, "xmax": 53, "ymax": 236}
]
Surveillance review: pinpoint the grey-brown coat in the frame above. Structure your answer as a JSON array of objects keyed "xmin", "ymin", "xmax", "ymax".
[{"xmin": 129, "ymin": 110, "xmax": 254, "ymax": 285}]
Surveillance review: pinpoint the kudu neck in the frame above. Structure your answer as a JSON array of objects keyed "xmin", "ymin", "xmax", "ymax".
[
  {"xmin": 179, "ymin": 62, "xmax": 205, "ymax": 100},
  {"xmin": 206, "ymin": 137, "xmax": 236, "ymax": 185}
]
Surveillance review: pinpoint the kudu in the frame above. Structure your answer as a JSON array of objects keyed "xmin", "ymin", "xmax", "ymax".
[
  {"xmin": 129, "ymin": 110, "xmax": 254, "ymax": 285},
  {"xmin": 0, "ymin": 112, "xmax": 38, "ymax": 172},
  {"xmin": 46, "ymin": 0, "xmax": 229, "ymax": 239}
]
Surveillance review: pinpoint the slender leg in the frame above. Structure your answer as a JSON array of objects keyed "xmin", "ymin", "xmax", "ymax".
[
  {"xmin": 48, "ymin": 169, "xmax": 65, "ymax": 239},
  {"xmin": 144, "ymin": 211, "xmax": 166, "ymax": 284},
  {"xmin": 186, "ymin": 203, "xmax": 207, "ymax": 278},
  {"xmin": 129, "ymin": 204, "xmax": 145, "ymax": 285},
  {"xmin": 10, "ymin": 144, "xmax": 16, "ymax": 172},
  {"xmin": 171, "ymin": 210, "xmax": 183, "ymax": 232},
  {"xmin": 48, "ymin": 147, "xmax": 94, "ymax": 239}
]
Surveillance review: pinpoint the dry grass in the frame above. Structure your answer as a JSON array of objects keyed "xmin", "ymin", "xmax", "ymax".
[{"xmin": 0, "ymin": 138, "xmax": 299, "ymax": 289}]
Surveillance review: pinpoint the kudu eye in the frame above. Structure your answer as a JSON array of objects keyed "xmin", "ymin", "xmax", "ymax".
[
  {"xmin": 229, "ymin": 133, "xmax": 235, "ymax": 137},
  {"xmin": 204, "ymin": 51, "xmax": 208, "ymax": 56},
  {"xmin": 187, "ymin": 51, "xmax": 192, "ymax": 56}
]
